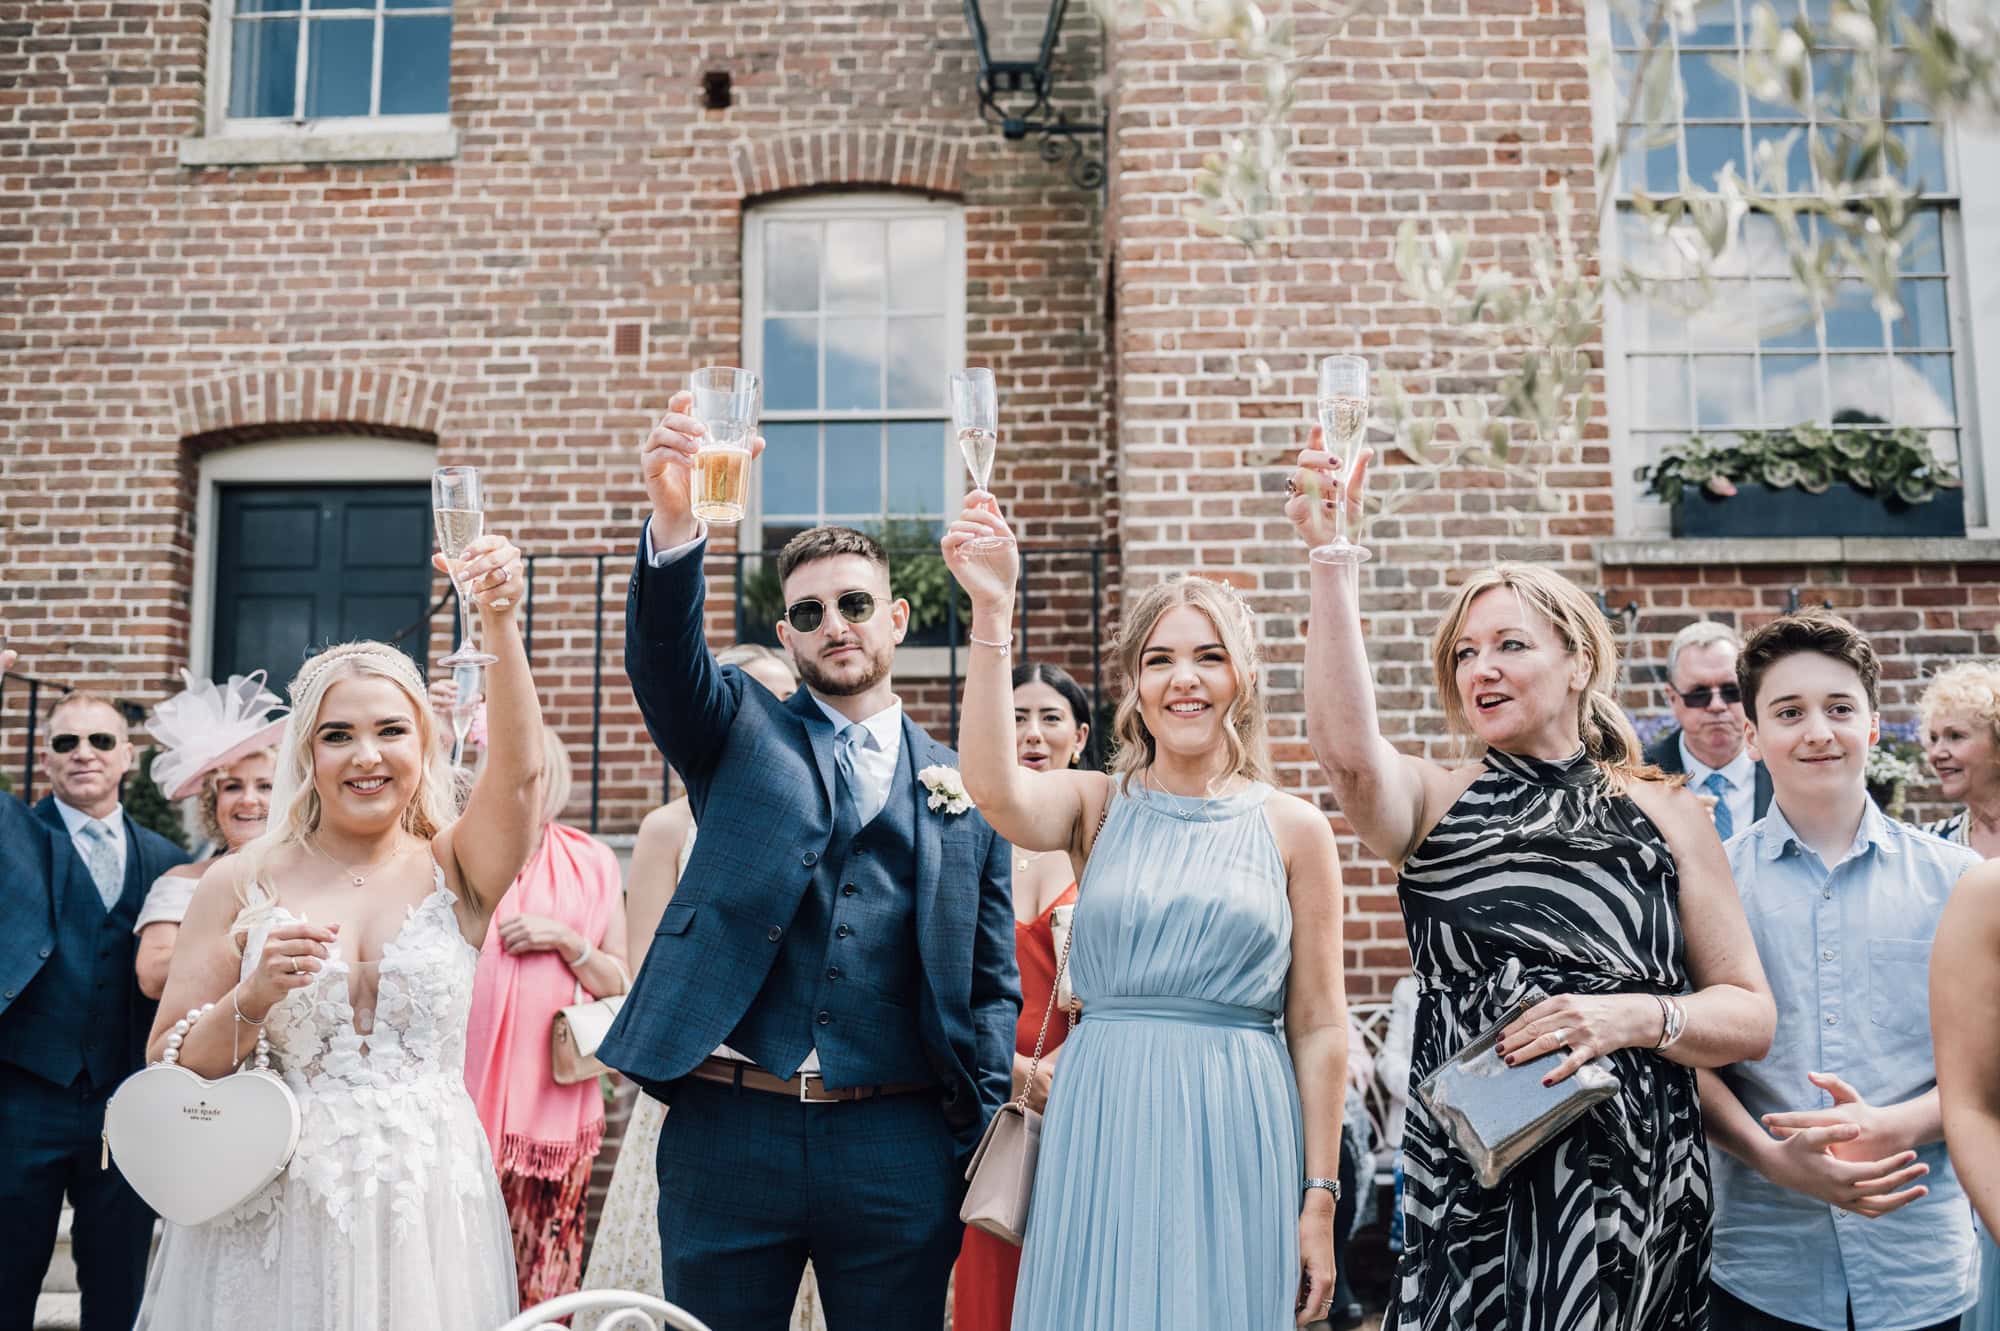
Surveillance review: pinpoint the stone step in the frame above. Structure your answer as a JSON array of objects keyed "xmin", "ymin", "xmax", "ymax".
[
  {"xmin": 42, "ymin": 1207, "xmax": 75, "ymax": 1294},
  {"xmin": 33, "ymin": 1291, "xmax": 80, "ymax": 1331}
]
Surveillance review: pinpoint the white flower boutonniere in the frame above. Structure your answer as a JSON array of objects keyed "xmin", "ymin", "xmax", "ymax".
[{"xmin": 919, "ymin": 765, "xmax": 973, "ymax": 816}]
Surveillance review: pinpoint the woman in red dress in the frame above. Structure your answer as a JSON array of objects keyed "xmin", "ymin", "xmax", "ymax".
[{"xmin": 954, "ymin": 661, "xmax": 1096, "ymax": 1331}]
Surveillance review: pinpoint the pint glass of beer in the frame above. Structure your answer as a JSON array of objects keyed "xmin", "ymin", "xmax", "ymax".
[{"xmin": 689, "ymin": 367, "xmax": 760, "ymax": 524}]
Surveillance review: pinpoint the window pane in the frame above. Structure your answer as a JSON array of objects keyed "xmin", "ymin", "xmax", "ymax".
[
  {"xmin": 1761, "ymin": 354, "xmax": 1825, "ymax": 421},
  {"xmin": 1638, "ymin": 357, "xmax": 1692, "ymax": 429},
  {"xmin": 385, "ymin": 0, "xmax": 452, "ymax": 8},
  {"xmin": 763, "ymin": 318, "xmax": 819, "ymax": 411},
  {"xmin": 1896, "ymin": 355, "xmax": 1956, "ymax": 423},
  {"xmin": 1823, "ymin": 281, "xmax": 1884, "ymax": 349},
  {"xmin": 759, "ymin": 422, "xmax": 820, "ymax": 518},
  {"xmin": 304, "ymin": 18, "xmax": 374, "ymax": 119},
  {"xmin": 1895, "ymin": 124, "xmax": 1946, "ymax": 192},
  {"xmin": 1694, "ymin": 355, "xmax": 1756, "ymax": 425},
  {"xmin": 239, "ymin": 0, "xmax": 302, "ymax": 10},
  {"xmin": 230, "ymin": 16, "xmax": 299, "ymax": 118},
  {"xmin": 1687, "ymin": 281, "xmax": 1755, "ymax": 348},
  {"xmin": 1637, "ymin": 282, "xmax": 1687, "ymax": 351},
  {"xmin": 823, "ymin": 422, "xmax": 881, "ymax": 516},
  {"xmin": 1749, "ymin": 124, "xmax": 1809, "ymax": 190},
  {"xmin": 824, "ymin": 220, "xmax": 886, "ymax": 313},
  {"xmin": 1811, "ymin": 52, "xmax": 1855, "ymax": 108},
  {"xmin": 1609, "ymin": 5, "xmax": 1638, "ymax": 47},
  {"xmin": 1687, "ymin": 0, "xmax": 1739, "ymax": 46},
  {"xmin": 1902, "ymin": 213, "xmax": 1945, "ymax": 273},
  {"xmin": 1679, "ymin": 51, "xmax": 1741, "ymax": 118},
  {"xmin": 1684, "ymin": 125, "xmax": 1745, "ymax": 190},
  {"xmin": 1639, "ymin": 137, "xmax": 1680, "ymax": 194},
  {"xmin": 1756, "ymin": 280, "xmax": 1818, "ymax": 349},
  {"xmin": 888, "ymin": 218, "xmax": 947, "ymax": 311},
  {"xmin": 825, "ymin": 317, "xmax": 884, "ymax": 411},
  {"xmin": 1893, "ymin": 279, "xmax": 1948, "ymax": 349},
  {"xmin": 380, "ymin": 14, "xmax": 451, "ymax": 115},
  {"xmin": 887, "ymin": 317, "xmax": 945, "ymax": 410},
  {"xmin": 887, "ymin": 421, "xmax": 946, "ymax": 515},
  {"xmin": 1826, "ymin": 355, "xmax": 1892, "ymax": 423},
  {"xmin": 764, "ymin": 223, "xmax": 820, "ymax": 313}
]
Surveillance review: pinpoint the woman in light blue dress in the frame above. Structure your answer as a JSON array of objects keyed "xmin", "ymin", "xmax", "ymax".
[{"xmin": 944, "ymin": 499, "xmax": 1350, "ymax": 1330}]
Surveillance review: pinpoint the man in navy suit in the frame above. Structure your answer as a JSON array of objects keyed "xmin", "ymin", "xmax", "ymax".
[
  {"xmin": 1643, "ymin": 621, "xmax": 1773, "ymax": 839},
  {"xmin": 599, "ymin": 400, "xmax": 1019, "ymax": 1331},
  {"xmin": 0, "ymin": 662, "xmax": 190, "ymax": 1330}
]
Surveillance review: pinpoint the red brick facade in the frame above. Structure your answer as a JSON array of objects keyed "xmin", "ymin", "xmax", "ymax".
[{"xmin": 4, "ymin": 1, "xmax": 1994, "ymax": 1006}]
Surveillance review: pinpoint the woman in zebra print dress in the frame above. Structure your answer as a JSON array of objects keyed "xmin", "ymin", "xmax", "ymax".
[{"xmin": 1286, "ymin": 441, "xmax": 1776, "ymax": 1330}]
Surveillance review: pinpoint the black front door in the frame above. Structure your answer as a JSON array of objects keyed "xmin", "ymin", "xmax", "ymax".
[{"xmin": 211, "ymin": 485, "xmax": 433, "ymax": 692}]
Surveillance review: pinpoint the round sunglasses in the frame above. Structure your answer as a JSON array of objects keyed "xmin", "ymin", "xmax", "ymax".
[{"xmin": 784, "ymin": 590, "xmax": 879, "ymax": 635}]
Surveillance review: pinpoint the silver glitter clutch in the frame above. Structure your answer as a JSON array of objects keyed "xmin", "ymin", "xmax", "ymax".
[{"xmin": 1414, "ymin": 983, "xmax": 1621, "ymax": 1188}]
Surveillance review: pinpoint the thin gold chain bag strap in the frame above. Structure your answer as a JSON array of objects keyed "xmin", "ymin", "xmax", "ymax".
[{"xmin": 959, "ymin": 792, "xmax": 1110, "ymax": 1245}]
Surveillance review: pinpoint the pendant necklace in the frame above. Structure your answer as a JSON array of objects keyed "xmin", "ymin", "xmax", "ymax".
[
  {"xmin": 1146, "ymin": 767, "xmax": 1235, "ymax": 820},
  {"xmin": 308, "ymin": 837, "xmax": 408, "ymax": 888}
]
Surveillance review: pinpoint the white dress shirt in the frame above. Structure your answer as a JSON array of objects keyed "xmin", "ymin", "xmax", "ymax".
[{"xmin": 1680, "ymin": 736, "xmax": 1756, "ymax": 837}]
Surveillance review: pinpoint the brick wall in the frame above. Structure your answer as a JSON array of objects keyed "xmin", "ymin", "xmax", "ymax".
[{"xmin": 0, "ymin": 0, "xmax": 1111, "ymax": 829}]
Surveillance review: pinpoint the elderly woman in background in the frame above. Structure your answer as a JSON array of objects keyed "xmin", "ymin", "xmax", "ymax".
[
  {"xmin": 464, "ymin": 726, "xmax": 631, "ymax": 1310},
  {"xmin": 578, "ymin": 643, "xmax": 821, "ymax": 1331},
  {"xmin": 1919, "ymin": 660, "xmax": 2000, "ymax": 860},
  {"xmin": 133, "ymin": 671, "xmax": 287, "ymax": 998}
]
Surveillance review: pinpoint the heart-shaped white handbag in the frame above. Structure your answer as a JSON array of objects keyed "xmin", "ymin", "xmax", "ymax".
[{"xmin": 103, "ymin": 1001, "xmax": 301, "ymax": 1227}]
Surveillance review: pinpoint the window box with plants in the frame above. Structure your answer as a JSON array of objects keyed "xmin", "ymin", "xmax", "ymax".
[{"xmin": 1637, "ymin": 423, "xmax": 1963, "ymax": 540}]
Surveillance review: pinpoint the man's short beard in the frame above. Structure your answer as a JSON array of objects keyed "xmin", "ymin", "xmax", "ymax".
[{"xmin": 795, "ymin": 645, "xmax": 893, "ymax": 698}]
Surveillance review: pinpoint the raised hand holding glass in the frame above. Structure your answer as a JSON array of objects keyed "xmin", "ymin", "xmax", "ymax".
[
  {"xmin": 950, "ymin": 368, "xmax": 1010, "ymax": 551},
  {"xmin": 689, "ymin": 367, "xmax": 760, "ymax": 525},
  {"xmin": 434, "ymin": 467, "xmax": 497, "ymax": 668}
]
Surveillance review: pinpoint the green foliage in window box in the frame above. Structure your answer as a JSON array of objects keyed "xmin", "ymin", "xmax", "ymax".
[
  {"xmin": 125, "ymin": 746, "xmax": 190, "ymax": 851},
  {"xmin": 1636, "ymin": 423, "xmax": 1960, "ymax": 507}
]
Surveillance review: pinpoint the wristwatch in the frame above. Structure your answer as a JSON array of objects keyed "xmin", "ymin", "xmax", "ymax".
[{"xmin": 1303, "ymin": 1176, "xmax": 1342, "ymax": 1202}]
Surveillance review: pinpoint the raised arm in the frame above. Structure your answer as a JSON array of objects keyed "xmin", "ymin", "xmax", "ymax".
[
  {"xmin": 1935, "ymin": 859, "xmax": 2000, "ymax": 1235},
  {"xmin": 625, "ymin": 392, "xmax": 767, "ymax": 781},
  {"xmin": 1289, "ymin": 444, "xmax": 1441, "ymax": 866},
  {"xmin": 942, "ymin": 496, "xmax": 1107, "ymax": 859},
  {"xmin": 437, "ymin": 532, "xmax": 545, "ymax": 912}
]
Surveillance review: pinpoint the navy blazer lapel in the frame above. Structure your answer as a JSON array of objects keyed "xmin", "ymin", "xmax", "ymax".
[
  {"xmin": 787, "ymin": 687, "xmax": 841, "ymax": 817},
  {"xmin": 905, "ymin": 718, "xmax": 945, "ymax": 959},
  {"xmin": 32, "ymin": 797, "xmax": 75, "ymax": 917}
]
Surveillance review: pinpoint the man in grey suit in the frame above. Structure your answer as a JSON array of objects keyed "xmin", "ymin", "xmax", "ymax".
[
  {"xmin": 1644, "ymin": 621, "xmax": 1772, "ymax": 840},
  {"xmin": 601, "ymin": 400, "xmax": 1019, "ymax": 1331}
]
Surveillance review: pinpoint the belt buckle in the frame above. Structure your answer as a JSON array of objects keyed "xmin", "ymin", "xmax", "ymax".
[{"xmin": 798, "ymin": 1074, "xmax": 836, "ymax": 1104}]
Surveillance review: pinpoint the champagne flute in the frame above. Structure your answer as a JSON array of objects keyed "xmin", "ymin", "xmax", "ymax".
[
  {"xmin": 447, "ymin": 663, "xmax": 481, "ymax": 771},
  {"xmin": 950, "ymin": 368, "xmax": 1010, "ymax": 551},
  {"xmin": 689, "ymin": 367, "xmax": 760, "ymax": 525},
  {"xmin": 434, "ymin": 467, "xmax": 498, "ymax": 668},
  {"xmin": 1310, "ymin": 355, "xmax": 1373, "ymax": 566}
]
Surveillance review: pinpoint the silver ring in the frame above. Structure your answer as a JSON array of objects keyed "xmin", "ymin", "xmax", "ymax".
[{"xmin": 1552, "ymin": 1028, "xmax": 1569, "ymax": 1047}]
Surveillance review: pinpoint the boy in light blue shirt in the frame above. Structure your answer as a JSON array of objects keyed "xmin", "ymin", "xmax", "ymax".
[{"xmin": 1701, "ymin": 610, "xmax": 1980, "ymax": 1331}]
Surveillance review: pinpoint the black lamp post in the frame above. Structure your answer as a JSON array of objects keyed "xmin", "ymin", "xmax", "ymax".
[{"xmin": 962, "ymin": 0, "xmax": 1106, "ymax": 189}]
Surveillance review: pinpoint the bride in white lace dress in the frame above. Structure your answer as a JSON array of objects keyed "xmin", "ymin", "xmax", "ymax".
[{"xmin": 135, "ymin": 531, "xmax": 543, "ymax": 1330}]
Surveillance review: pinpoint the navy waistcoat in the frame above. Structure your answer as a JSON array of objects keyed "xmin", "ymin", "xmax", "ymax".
[{"xmin": 726, "ymin": 737, "xmax": 931, "ymax": 1088}]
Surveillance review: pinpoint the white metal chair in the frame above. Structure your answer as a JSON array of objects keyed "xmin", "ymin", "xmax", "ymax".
[
  {"xmin": 495, "ymin": 1290, "xmax": 716, "ymax": 1331},
  {"xmin": 1348, "ymin": 999, "xmax": 1399, "ymax": 1189}
]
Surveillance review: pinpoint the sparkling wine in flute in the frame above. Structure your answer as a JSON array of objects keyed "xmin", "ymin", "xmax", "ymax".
[
  {"xmin": 1310, "ymin": 356, "xmax": 1372, "ymax": 565},
  {"xmin": 433, "ymin": 466, "xmax": 497, "ymax": 667},
  {"xmin": 691, "ymin": 446, "xmax": 750, "ymax": 524},
  {"xmin": 957, "ymin": 426, "xmax": 997, "ymax": 492}
]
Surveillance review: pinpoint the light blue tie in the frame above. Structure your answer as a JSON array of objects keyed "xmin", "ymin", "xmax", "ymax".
[
  {"xmin": 836, "ymin": 726, "xmax": 875, "ymax": 827},
  {"xmin": 78, "ymin": 818, "xmax": 123, "ymax": 911},
  {"xmin": 1703, "ymin": 771, "xmax": 1735, "ymax": 841}
]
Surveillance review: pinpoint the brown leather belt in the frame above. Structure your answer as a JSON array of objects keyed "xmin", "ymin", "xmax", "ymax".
[{"xmin": 690, "ymin": 1056, "xmax": 935, "ymax": 1104}]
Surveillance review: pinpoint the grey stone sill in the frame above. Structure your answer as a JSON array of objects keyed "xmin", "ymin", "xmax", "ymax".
[
  {"xmin": 179, "ymin": 125, "xmax": 458, "ymax": 167},
  {"xmin": 1599, "ymin": 536, "xmax": 2000, "ymax": 565}
]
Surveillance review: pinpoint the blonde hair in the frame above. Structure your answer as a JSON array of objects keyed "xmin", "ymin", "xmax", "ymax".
[
  {"xmin": 718, "ymin": 642, "xmax": 797, "ymax": 690},
  {"xmin": 1919, "ymin": 660, "xmax": 2000, "ymax": 749},
  {"xmin": 238, "ymin": 642, "xmax": 455, "ymax": 894},
  {"xmin": 1428, "ymin": 564, "xmax": 1646, "ymax": 776},
  {"xmin": 535, "ymin": 727, "xmax": 574, "ymax": 829},
  {"xmin": 1109, "ymin": 576, "xmax": 1274, "ymax": 790},
  {"xmin": 187, "ymin": 746, "xmax": 278, "ymax": 849}
]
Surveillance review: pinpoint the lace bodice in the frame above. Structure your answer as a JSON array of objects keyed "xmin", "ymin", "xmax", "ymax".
[{"xmin": 221, "ymin": 870, "xmax": 496, "ymax": 1250}]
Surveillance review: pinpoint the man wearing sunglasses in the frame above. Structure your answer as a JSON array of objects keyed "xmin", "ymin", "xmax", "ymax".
[
  {"xmin": 0, "ymin": 663, "xmax": 189, "ymax": 1330},
  {"xmin": 1643, "ymin": 621, "xmax": 1773, "ymax": 840},
  {"xmin": 602, "ymin": 398, "xmax": 1019, "ymax": 1331}
]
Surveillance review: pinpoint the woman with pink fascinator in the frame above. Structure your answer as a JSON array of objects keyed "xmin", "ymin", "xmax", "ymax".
[{"xmin": 133, "ymin": 671, "xmax": 289, "ymax": 999}]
